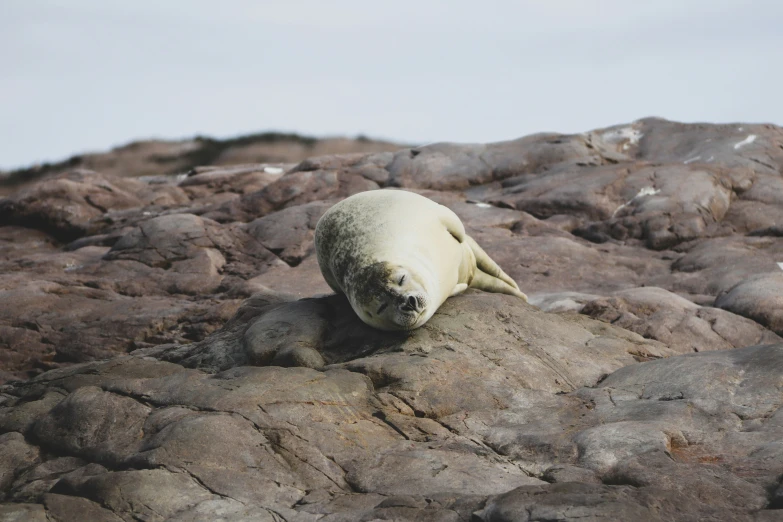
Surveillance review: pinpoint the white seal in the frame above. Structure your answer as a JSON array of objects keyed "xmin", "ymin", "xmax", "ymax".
[{"xmin": 314, "ymin": 189, "xmax": 527, "ymax": 330}]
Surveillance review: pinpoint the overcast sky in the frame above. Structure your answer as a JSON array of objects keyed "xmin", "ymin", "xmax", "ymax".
[{"xmin": 2, "ymin": 1, "xmax": 782, "ymax": 169}]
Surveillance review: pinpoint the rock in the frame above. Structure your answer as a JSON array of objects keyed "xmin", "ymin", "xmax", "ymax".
[
  {"xmin": 474, "ymin": 482, "xmax": 731, "ymax": 522},
  {"xmin": 386, "ymin": 132, "xmax": 609, "ymax": 191},
  {"xmin": 242, "ymin": 200, "xmax": 332, "ymax": 266},
  {"xmin": 541, "ymin": 465, "xmax": 601, "ymax": 484},
  {"xmin": 582, "ymin": 286, "xmax": 782, "ymax": 353},
  {"xmin": 598, "ymin": 343, "xmax": 783, "ymax": 420},
  {"xmin": 0, "ymin": 432, "xmax": 40, "ymax": 494},
  {"xmin": 53, "ymin": 469, "xmax": 216, "ymax": 521},
  {"xmin": 666, "ymin": 236, "xmax": 783, "ymax": 297},
  {"xmin": 103, "ymin": 213, "xmax": 284, "ymax": 292},
  {"xmin": 242, "ymin": 255, "xmax": 333, "ymax": 298},
  {"xmin": 43, "ymin": 494, "xmax": 124, "ymax": 522},
  {"xmin": 0, "ymin": 276, "xmax": 232, "ymax": 376},
  {"xmin": 574, "ymin": 421, "xmax": 673, "ymax": 474},
  {"xmin": 150, "ymin": 291, "xmax": 670, "ymax": 389},
  {"xmin": 573, "ymin": 165, "xmax": 735, "ymax": 249},
  {"xmin": 0, "ymin": 502, "xmax": 48, "ymax": 522},
  {"xmin": 1, "ymin": 134, "xmax": 402, "ymax": 195},
  {"xmin": 715, "ymin": 273, "xmax": 783, "ymax": 336},
  {"xmin": 2, "ymin": 325, "xmax": 782, "ymax": 520},
  {"xmin": 1, "ymin": 118, "xmax": 782, "ymax": 520},
  {"xmin": 205, "ymin": 169, "xmax": 378, "ymax": 223},
  {"xmin": 633, "ymin": 119, "xmax": 783, "ymax": 174},
  {"xmin": 463, "ymin": 229, "xmax": 671, "ymax": 296},
  {"xmin": 242, "ymin": 300, "xmax": 329, "ymax": 368},
  {"xmin": 30, "ymin": 386, "xmax": 150, "ymax": 466},
  {"xmin": 0, "ymin": 170, "xmax": 188, "ymax": 242},
  {"xmin": 529, "ymin": 291, "xmax": 602, "ymax": 313},
  {"xmin": 178, "ymin": 164, "xmax": 284, "ymax": 197},
  {"xmin": 10, "ymin": 458, "xmax": 105, "ymax": 504}
]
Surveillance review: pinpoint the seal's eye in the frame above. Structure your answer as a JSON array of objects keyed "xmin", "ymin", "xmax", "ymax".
[
  {"xmin": 398, "ymin": 275, "xmax": 405, "ymax": 285},
  {"xmin": 377, "ymin": 303, "xmax": 388, "ymax": 314}
]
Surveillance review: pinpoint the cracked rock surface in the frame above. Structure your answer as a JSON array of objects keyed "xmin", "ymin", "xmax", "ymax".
[{"xmin": 2, "ymin": 118, "xmax": 783, "ymax": 520}]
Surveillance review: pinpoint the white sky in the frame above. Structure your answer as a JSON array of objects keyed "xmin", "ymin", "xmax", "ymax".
[{"xmin": 1, "ymin": 0, "xmax": 782, "ymax": 169}]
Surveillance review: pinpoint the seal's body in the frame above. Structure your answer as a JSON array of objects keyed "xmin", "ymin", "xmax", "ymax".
[{"xmin": 314, "ymin": 189, "xmax": 527, "ymax": 330}]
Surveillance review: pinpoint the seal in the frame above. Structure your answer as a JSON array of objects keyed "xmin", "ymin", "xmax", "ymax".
[{"xmin": 314, "ymin": 189, "xmax": 527, "ymax": 331}]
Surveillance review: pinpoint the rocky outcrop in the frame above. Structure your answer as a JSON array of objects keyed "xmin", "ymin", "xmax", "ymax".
[
  {"xmin": 1, "ymin": 117, "xmax": 783, "ymax": 520},
  {"xmin": 0, "ymin": 133, "xmax": 403, "ymax": 195}
]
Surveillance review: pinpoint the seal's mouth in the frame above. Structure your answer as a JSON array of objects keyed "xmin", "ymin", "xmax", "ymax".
[{"xmin": 395, "ymin": 309, "xmax": 424, "ymax": 330}]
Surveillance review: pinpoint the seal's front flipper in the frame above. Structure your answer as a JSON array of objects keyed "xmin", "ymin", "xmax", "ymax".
[
  {"xmin": 450, "ymin": 283, "xmax": 468, "ymax": 296},
  {"xmin": 464, "ymin": 235, "xmax": 521, "ymax": 290},
  {"xmin": 437, "ymin": 205, "xmax": 467, "ymax": 243},
  {"xmin": 470, "ymin": 270, "xmax": 528, "ymax": 301}
]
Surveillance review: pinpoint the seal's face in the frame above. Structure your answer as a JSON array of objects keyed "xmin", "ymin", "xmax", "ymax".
[{"xmin": 350, "ymin": 263, "xmax": 431, "ymax": 331}]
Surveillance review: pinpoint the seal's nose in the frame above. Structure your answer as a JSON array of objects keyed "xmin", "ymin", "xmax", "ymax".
[{"xmin": 401, "ymin": 295, "xmax": 421, "ymax": 312}]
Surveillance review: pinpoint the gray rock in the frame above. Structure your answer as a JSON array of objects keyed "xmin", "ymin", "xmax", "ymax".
[
  {"xmin": 716, "ymin": 273, "xmax": 783, "ymax": 336},
  {"xmin": 0, "ymin": 170, "xmax": 188, "ymax": 242},
  {"xmin": 474, "ymin": 482, "xmax": 735, "ymax": 522},
  {"xmin": 43, "ymin": 494, "xmax": 124, "ymax": 522},
  {"xmin": 30, "ymin": 386, "xmax": 150, "ymax": 466},
  {"xmin": 54, "ymin": 469, "xmax": 216, "ymax": 521},
  {"xmin": 529, "ymin": 291, "xmax": 602, "ymax": 313},
  {"xmin": 667, "ymin": 236, "xmax": 783, "ymax": 297},
  {"xmin": 582, "ymin": 286, "xmax": 782, "ymax": 353},
  {"xmin": 0, "ymin": 502, "xmax": 47, "ymax": 522},
  {"xmin": 242, "ymin": 200, "xmax": 332, "ymax": 266},
  {"xmin": 0, "ymin": 433, "xmax": 39, "ymax": 494}
]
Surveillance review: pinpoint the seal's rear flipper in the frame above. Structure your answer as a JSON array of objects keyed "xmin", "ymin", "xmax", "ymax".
[
  {"xmin": 470, "ymin": 270, "xmax": 528, "ymax": 301},
  {"xmin": 464, "ymin": 235, "xmax": 521, "ymax": 291}
]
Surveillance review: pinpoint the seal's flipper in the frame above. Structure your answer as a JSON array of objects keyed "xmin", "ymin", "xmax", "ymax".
[
  {"xmin": 437, "ymin": 205, "xmax": 467, "ymax": 243},
  {"xmin": 450, "ymin": 283, "xmax": 468, "ymax": 296},
  {"xmin": 470, "ymin": 270, "xmax": 528, "ymax": 301},
  {"xmin": 464, "ymin": 235, "xmax": 521, "ymax": 290}
]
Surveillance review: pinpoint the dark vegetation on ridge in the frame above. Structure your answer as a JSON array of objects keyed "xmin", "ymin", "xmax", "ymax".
[{"xmin": 0, "ymin": 131, "xmax": 399, "ymax": 191}]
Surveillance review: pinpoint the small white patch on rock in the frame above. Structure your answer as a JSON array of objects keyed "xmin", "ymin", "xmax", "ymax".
[
  {"xmin": 777, "ymin": 262, "xmax": 783, "ymax": 271},
  {"xmin": 683, "ymin": 155, "xmax": 701, "ymax": 165},
  {"xmin": 602, "ymin": 127, "xmax": 643, "ymax": 150},
  {"xmin": 474, "ymin": 202, "xmax": 492, "ymax": 209},
  {"xmin": 176, "ymin": 173, "xmax": 189, "ymax": 182},
  {"xmin": 263, "ymin": 166, "xmax": 284, "ymax": 175},
  {"xmin": 612, "ymin": 186, "xmax": 661, "ymax": 217},
  {"xmin": 143, "ymin": 211, "xmax": 152, "ymax": 216},
  {"xmin": 612, "ymin": 203, "xmax": 628, "ymax": 218},
  {"xmin": 636, "ymin": 187, "xmax": 660, "ymax": 198},
  {"xmin": 64, "ymin": 262, "xmax": 82, "ymax": 272},
  {"xmin": 734, "ymin": 135, "xmax": 756, "ymax": 150}
]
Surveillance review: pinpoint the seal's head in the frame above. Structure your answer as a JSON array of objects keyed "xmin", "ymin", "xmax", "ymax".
[{"xmin": 349, "ymin": 262, "xmax": 431, "ymax": 331}]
